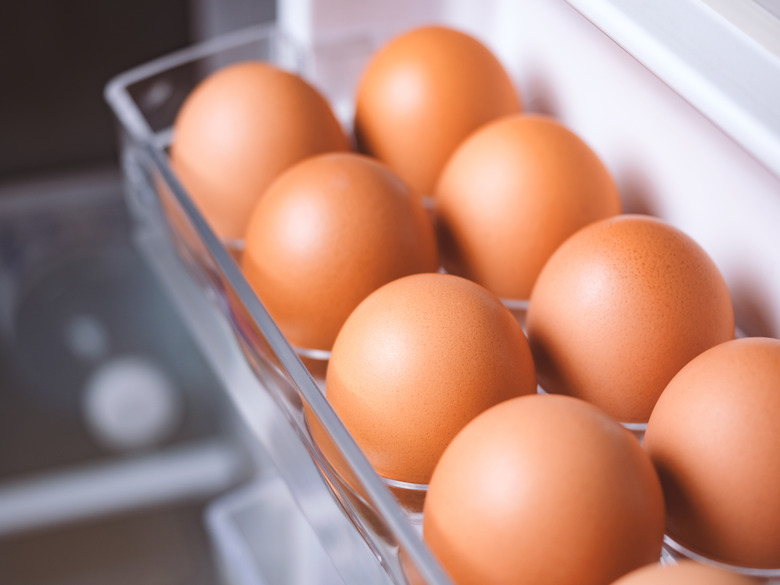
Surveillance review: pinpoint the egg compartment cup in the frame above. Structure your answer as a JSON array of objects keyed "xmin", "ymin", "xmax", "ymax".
[
  {"xmin": 662, "ymin": 536, "xmax": 780, "ymax": 582},
  {"xmin": 433, "ymin": 263, "xmax": 530, "ymax": 328},
  {"xmin": 499, "ymin": 296, "xmax": 530, "ymax": 329},
  {"xmin": 534, "ymin": 385, "xmax": 649, "ymax": 444},
  {"xmin": 103, "ymin": 25, "xmax": 650, "ymax": 582},
  {"xmin": 427, "ymin": 194, "xmax": 530, "ymax": 331},
  {"xmin": 106, "ymin": 24, "xmax": 451, "ymax": 585}
]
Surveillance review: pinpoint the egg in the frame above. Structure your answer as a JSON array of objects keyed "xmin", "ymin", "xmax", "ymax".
[
  {"xmin": 609, "ymin": 561, "xmax": 759, "ymax": 585},
  {"xmin": 241, "ymin": 153, "xmax": 438, "ymax": 353},
  {"xmin": 354, "ymin": 25, "xmax": 521, "ymax": 196},
  {"xmin": 644, "ymin": 337, "xmax": 780, "ymax": 570},
  {"xmin": 324, "ymin": 273, "xmax": 536, "ymax": 488},
  {"xmin": 423, "ymin": 394, "xmax": 665, "ymax": 585},
  {"xmin": 526, "ymin": 214, "xmax": 735, "ymax": 423},
  {"xmin": 434, "ymin": 114, "xmax": 621, "ymax": 300},
  {"xmin": 170, "ymin": 61, "xmax": 350, "ymax": 241}
]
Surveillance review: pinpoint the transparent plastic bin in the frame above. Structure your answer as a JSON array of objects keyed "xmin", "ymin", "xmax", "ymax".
[
  {"xmin": 206, "ymin": 476, "xmax": 347, "ymax": 585},
  {"xmin": 105, "ymin": 24, "xmax": 449, "ymax": 585},
  {"xmin": 104, "ymin": 17, "xmax": 780, "ymax": 585},
  {"xmin": 662, "ymin": 536, "xmax": 780, "ymax": 584}
]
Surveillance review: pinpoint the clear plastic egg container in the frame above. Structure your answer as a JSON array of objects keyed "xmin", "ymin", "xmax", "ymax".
[
  {"xmin": 105, "ymin": 15, "xmax": 780, "ymax": 585},
  {"xmin": 105, "ymin": 23, "xmax": 451, "ymax": 585}
]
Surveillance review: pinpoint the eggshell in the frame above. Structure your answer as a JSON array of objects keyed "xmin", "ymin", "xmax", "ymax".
[
  {"xmin": 644, "ymin": 337, "xmax": 780, "ymax": 569},
  {"xmin": 435, "ymin": 114, "xmax": 621, "ymax": 300},
  {"xmin": 241, "ymin": 153, "xmax": 438, "ymax": 352},
  {"xmin": 325, "ymin": 272, "xmax": 536, "ymax": 486},
  {"xmin": 170, "ymin": 61, "xmax": 350, "ymax": 240},
  {"xmin": 526, "ymin": 214, "xmax": 735, "ymax": 423},
  {"xmin": 354, "ymin": 25, "xmax": 521, "ymax": 196},
  {"xmin": 423, "ymin": 394, "xmax": 665, "ymax": 585},
  {"xmin": 610, "ymin": 561, "xmax": 759, "ymax": 585}
]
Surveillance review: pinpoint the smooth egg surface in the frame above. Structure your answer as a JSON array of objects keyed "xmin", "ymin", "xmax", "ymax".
[
  {"xmin": 423, "ymin": 394, "xmax": 665, "ymax": 585},
  {"xmin": 526, "ymin": 214, "xmax": 734, "ymax": 423},
  {"xmin": 325, "ymin": 272, "xmax": 536, "ymax": 485},
  {"xmin": 241, "ymin": 153, "xmax": 438, "ymax": 352},
  {"xmin": 435, "ymin": 114, "xmax": 621, "ymax": 300},
  {"xmin": 171, "ymin": 61, "xmax": 350, "ymax": 240},
  {"xmin": 644, "ymin": 337, "xmax": 780, "ymax": 570},
  {"xmin": 354, "ymin": 25, "xmax": 521, "ymax": 196}
]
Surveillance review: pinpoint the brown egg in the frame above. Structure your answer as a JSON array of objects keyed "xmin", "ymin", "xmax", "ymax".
[
  {"xmin": 644, "ymin": 337, "xmax": 780, "ymax": 570},
  {"xmin": 423, "ymin": 394, "xmax": 665, "ymax": 585},
  {"xmin": 241, "ymin": 153, "xmax": 438, "ymax": 352},
  {"xmin": 610, "ymin": 561, "xmax": 759, "ymax": 585},
  {"xmin": 354, "ymin": 25, "xmax": 521, "ymax": 196},
  {"xmin": 526, "ymin": 214, "xmax": 734, "ymax": 423},
  {"xmin": 435, "ymin": 114, "xmax": 621, "ymax": 300},
  {"xmin": 325, "ymin": 272, "xmax": 536, "ymax": 486},
  {"xmin": 170, "ymin": 61, "xmax": 350, "ymax": 240}
]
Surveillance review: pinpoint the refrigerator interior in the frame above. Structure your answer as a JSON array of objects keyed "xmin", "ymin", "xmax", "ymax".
[{"xmin": 2, "ymin": 0, "xmax": 780, "ymax": 584}]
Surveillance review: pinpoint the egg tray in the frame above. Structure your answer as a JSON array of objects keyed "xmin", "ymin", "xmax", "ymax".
[
  {"xmin": 105, "ymin": 24, "xmax": 451, "ymax": 585},
  {"xmin": 105, "ymin": 21, "xmax": 779, "ymax": 585}
]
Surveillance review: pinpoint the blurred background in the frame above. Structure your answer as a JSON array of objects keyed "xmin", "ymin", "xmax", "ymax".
[
  {"xmin": 2, "ymin": 1, "xmax": 779, "ymax": 583},
  {"xmin": 0, "ymin": 2, "xmax": 274, "ymax": 584},
  {"xmin": 0, "ymin": 0, "xmax": 275, "ymax": 187}
]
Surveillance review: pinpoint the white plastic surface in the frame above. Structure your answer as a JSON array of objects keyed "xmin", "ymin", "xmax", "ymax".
[
  {"xmin": 104, "ymin": 2, "xmax": 780, "ymax": 582},
  {"xmin": 206, "ymin": 478, "xmax": 347, "ymax": 585},
  {"xmin": 699, "ymin": 0, "xmax": 780, "ymax": 57},
  {"xmin": 278, "ymin": 0, "xmax": 440, "ymax": 46}
]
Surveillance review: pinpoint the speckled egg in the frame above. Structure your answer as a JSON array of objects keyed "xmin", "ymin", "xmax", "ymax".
[
  {"xmin": 171, "ymin": 61, "xmax": 350, "ymax": 240},
  {"xmin": 325, "ymin": 272, "xmax": 536, "ymax": 486},
  {"xmin": 241, "ymin": 153, "xmax": 438, "ymax": 352},
  {"xmin": 435, "ymin": 114, "xmax": 621, "ymax": 300},
  {"xmin": 424, "ymin": 394, "xmax": 665, "ymax": 585},
  {"xmin": 526, "ymin": 214, "xmax": 734, "ymax": 423},
  {"xmin": 644, "ymin": 337, "xmax": 780, "ymax": 569}
]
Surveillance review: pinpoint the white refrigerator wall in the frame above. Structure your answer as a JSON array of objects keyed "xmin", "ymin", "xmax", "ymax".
[{"xmin": 279, "ymin": 0, "xmax": 780, "ymax": 338}]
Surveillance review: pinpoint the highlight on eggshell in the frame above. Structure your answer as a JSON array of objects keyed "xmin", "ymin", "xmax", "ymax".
[
  {"xmin": 170, "ymin": 61, "xmax": 350, "ymax": 241},
  {"xmin": 423, "ymin": 393, "xmax": 665, "ymax": 585},
  {"xmin": 323, "ymin": 272, "xmax": 537, "ymax": 500},
  {"xmin": 526, "ymin": 213, "xmax": 735, "ymax": 423},
  {"xmin": 434, "ymin": 114, "xmax": 621, "ymax": 301},
  {"xmin": 241, "ymin": 152, "xmax": 439, "ymax": 354},
  {"xmin": 644, "ymin": 336, "xmax": 780, "ymax": 571},
  {"xmin": 153, "ymin": 24, "xmax": 776, "ymax": 585},
  {"xmin": 354, "ymin": 25, "xmax": 521, "ymax": 196}
]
